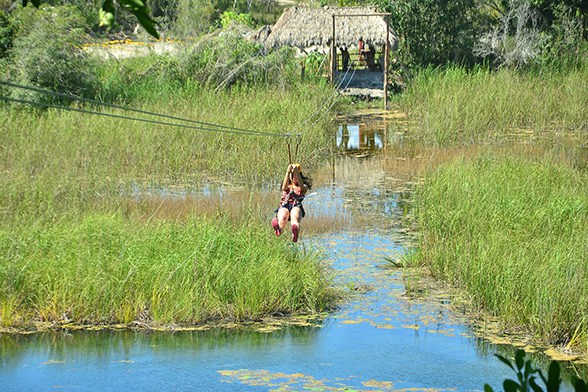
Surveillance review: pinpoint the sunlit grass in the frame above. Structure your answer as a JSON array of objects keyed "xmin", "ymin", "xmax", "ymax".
[
  {"xmin": 411, "ymin": 152, "xmax": 588, "ymax": 353},
  {"xmin": 0, "ymin": 85, "xmax": 334, "ymax": 221},
  {"xmin": 393, "ymin": 65, "xmax": 588, "ymax": 145},
  {"xmin": 0, "ymin": 214, "xmax": 335, "ymax": 329},
  {"xmin": 0, "ymin": 83, "xmax": 339, "ymax": 329}
]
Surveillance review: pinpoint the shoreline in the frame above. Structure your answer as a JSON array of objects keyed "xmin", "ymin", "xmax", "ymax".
[{"xmin": 0, "ymin": 313, "xmax": 328, "ymax": 335}]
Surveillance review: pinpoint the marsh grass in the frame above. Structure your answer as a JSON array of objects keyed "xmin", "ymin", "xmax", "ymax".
[
  {"xmin": 0, "ymin": 213, "xmax": 335, "ymax": 329},
  {"xmin": 0, "ymin": 85, "xmax": 334, "ymax": 220},
  {"xmin": 0, "ymin": 83, "xmax": 340, "ymax": 329},
  {"xmin": 121, "ymin": 190, "xmax": 349, "ymax": 235},
  {"xmin": 394, "ymin": 66, "xmax": 588, "ymax": 145},
  {"xmin": 412, "ymin": 152, "xmax": 588, "ymax": 353}
]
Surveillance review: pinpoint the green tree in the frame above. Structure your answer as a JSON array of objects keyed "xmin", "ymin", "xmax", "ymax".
[
  {"xmin": 528, "ymin": 0, "xmax": 588, "ymax": 37},
  {"xmin": 171, "ymin": 0, "xmax": 215, "ymax": 37},
  {"xmin": 474, "ymin": 0, "xmax": 587, "ymax": 69},
  {"xmin": 0, "ymin": 9, "xmax": 13, "ymax": 57},
  {"xmin": 375, "ymin": 0, "xmax": 485, "ymax": 67},
  {"xmin": 21, "ymin": 0, "xmax": 159, "ymax": 38},
  {"xmin": 7, "ymin": 5, "xmax": 99, "ymax": 102},
  {"xmin": 474, "ymin": 0, "xmax": 546, "ymax": 68}
]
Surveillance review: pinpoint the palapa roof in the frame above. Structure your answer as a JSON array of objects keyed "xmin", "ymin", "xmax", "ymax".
[{"xmin": 259, "ymin": 6, "xmax": 395, "ymax": 50}]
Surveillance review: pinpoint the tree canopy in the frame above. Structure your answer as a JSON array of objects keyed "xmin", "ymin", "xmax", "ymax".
[{"xmin": 22, "ymin": 0, "xmax": 159, "ymax": 38}]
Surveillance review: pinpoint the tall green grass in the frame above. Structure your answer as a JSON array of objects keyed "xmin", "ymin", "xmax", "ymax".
[
  {"xmin": 0, "ymin": 214, "xmax": 334, "ymax": 328},
  {"xmin": 394, "ymin": 66, "xmax": 588, "ymax": 145},
  {"xmin": 0, "ymin": 81, "xmax": 339, "ymax": 329},
  {"xmin": 0, "ymin": 85, "xmax": 334, "ymax": 221},
  {"xmin": 413, "ymin": 153, "xmax": 588, "ymax": 352}
]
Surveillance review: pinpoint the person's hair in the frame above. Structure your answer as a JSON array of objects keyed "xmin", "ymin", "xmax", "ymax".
[{"xmin": 299, "ymin": 172, "xmax": 312, "ymax": 190}]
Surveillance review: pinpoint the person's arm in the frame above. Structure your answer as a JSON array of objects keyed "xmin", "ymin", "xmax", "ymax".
[
  {"xmin": 281, "ymin": 165, "xmax": 292, "ymax": 192},
  {"xmin": 292, "ymin": 166, "xmax": 308, "ymax": 194}
]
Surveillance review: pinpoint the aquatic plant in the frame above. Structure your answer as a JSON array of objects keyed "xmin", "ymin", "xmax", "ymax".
[
  {"xmin": 393, "ymin": 65, "xmax": 588, "ymax": 146},
  {"xmin": 0, "ymin": 84, "xmax": 334, "ymax": 219},
  {"xmin": 412, "ymin": 153, "xmax": 588, "ymax": 355},
  {"xmin": 485, "ymin": 350, "xmax": 588, "ymax": 392},
  {"xmin": 0, "ymin": 80, "xmax": 337, "ymax": 329},
  {"xmin": 0, "ymin": 214, "xmax": 335, "ymax": 328}
]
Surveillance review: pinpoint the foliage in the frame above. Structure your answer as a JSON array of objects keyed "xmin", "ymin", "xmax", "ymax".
[
  {"xmin": 219, "ymin": 10, "xmax": 255, "ymax": 29},
  {"xmin": 6, "ymin": 4, "xmax": 99, "ymax": 103},
  {"xmin": 2, "ymin": 3, "xmax": 318, "ymax": 102},
  {"xmin": 393, "ymin": 65, "xmax": 588, "ymax": 145},
  {"xmin": 0, "ymin": 79, "xmax": 336, "ymax": 329},
  {"xmin": 0, "ymin": 83, "xmax": 333, "ymax": 218},
  {"xmin": 169, "ymin": 0, "xmax": 216, "ymax": 38},
  {"xmin": 375, "ymin": 0, "xmax": 485, "ymax": 67},
  {"xmin": 0, "ymin": 9, "xmax": 13, "ymax": 58},
  {"xmin": 485, "ymin": 350, "xmax": 588, "ymax": 392},
  {"xmin": 413, "ymin": 154, "xmax": 588, "ymax": 353},
  {"xmin": 527, "ymin": 0, "xmax": 588, "ymax": 37},
  {"xmin": 474, "ymin": 0, "xmax": 546, "ymax": 69},
  {"xmin": 301, "ymin": 51, "xmax": 329, "ymax": 85},
  {"xmin": 169, "ymin": 32, "xmax": 303, "ymax": 90},
  {"xmin": 539, "ymin": 2, "xmax": 588, "ymax": 69},
  {"xmin": 340, "ymin": 0, "xmax": 586, "ymax": 69},
  {"xmin": 0, "ymin": 214, "xmax": 335, "ymax": 327},
  {"xmin": 21, "ymin": 0, "xmax": 159, "ymax": 38}
]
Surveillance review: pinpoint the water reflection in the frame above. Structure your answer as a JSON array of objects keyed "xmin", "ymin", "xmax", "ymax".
[
  {"xmin": 0, "ymin": 326, "xmax": 321, "ymax": 368},
  {"xmin": 2, "ymin": 115, "xmax": 587, "ymax": 391},
  {"xmin": 333, "ymin": 110, "xmax": 409, "ymax": 158},
  {"xmin": 1, "ymin": 197, "xmax": 585, "ymax": 391},
  {"xmin": 336, "ymin": 123, "xmax": 384, "ymax": 154}
]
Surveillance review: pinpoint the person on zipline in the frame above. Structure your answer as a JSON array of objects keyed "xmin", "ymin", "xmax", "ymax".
[{"xmin": 271, "ymin": 163, "xmax": 312, "ymax": 243}]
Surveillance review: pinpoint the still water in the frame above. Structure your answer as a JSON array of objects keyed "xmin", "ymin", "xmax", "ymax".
[
  {"xmin": 0, "ymin": 229, "xmax": 515, "ymax": 392},
  {"xmin": 0, "ymin": 118, "xmax": 583, "ymax": 391}
]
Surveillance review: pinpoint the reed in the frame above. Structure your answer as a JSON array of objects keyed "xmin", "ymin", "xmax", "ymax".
[
  {"xmin": 0, "ymin": 84, "xmax": 334, "ymax": 222},
  {"xmin": 394, "ymin": 65, "xmax": 588, "ymax": 145},
  {"xmin": 412, "ymin": 152, "xmax": 588, "ymax": 353},
  {"xmin": 0, "ymin": 213, "xmax": 335, "ymax": 329},
  {"xmin": 0, "ymin": 82, "xmax": 340, "ymax": 329}
]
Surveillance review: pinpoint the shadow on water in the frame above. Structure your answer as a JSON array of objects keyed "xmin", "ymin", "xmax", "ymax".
[{"xmin": 1, "ymin": 114, "xmax": 587, "ymax": 391}]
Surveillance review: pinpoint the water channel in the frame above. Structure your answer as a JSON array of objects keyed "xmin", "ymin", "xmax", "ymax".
[{"xmin": 0, "ymin": 115, "xmax": 584, "ymax": 391}]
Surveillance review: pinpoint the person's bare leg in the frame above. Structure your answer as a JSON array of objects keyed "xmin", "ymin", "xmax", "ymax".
[
  {"xmin": 290, "ymin": 207, "xmax": 302, "ymax": 242},
  {"xmin": 277, "ymin": 207, "xmax": 290, "ymax": 232}
]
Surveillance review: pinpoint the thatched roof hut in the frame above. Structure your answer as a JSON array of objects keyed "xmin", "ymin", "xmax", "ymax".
[{"xmin": 258, "ymin": 6, "xmax": 395, "ymax": 51}]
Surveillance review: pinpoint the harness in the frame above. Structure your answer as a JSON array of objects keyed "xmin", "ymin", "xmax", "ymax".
[
  {"xmin": 281, "ymin": 188, "xmax": 305, "ymax": 208},
  {"xmin": 286, "ymin": 133, "xmax": 302, "ymax": 166},
  {"xmin": 275, "ymin": 133, "xmax": 306, "ymax": 217}
]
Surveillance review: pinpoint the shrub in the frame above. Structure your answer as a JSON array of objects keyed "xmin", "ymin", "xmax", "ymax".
[
  {"xmin": 485, "ymin": 350, "xmax": 588, "ymax": 392},
  {"xmin": 6, "ymin": 4, "xmax": 99, "ymax": 103},
  {"xmin": 173, "ymin": 31, "xmax": 301, "ymax": 90},
  {"xmin": 219, "ymin": 11, "xmax": 255, "ymax": 29},
  {"xmin": 170, "ymin": 0, "xmax": 216, "ymax": 38},
  {"xmin": 474, "ymin": 0, "xmax": 546, "ymax": 69},
  {"xmin": 0, "ymin": 10, "xmax": 13, "ymax": 58},
  {"xmin": 539, "ymin": 3, "xmax": 588, "ymax": 70}
]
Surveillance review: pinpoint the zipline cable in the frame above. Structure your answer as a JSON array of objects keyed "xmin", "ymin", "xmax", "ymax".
[
  {"xmin": 290, "ymin": 61, "xmax": 354, "ymax": 136},
  {"xmin": 2, "ymin": 59, "xmax": 358, "ymax": 148},
  {"xmin": 0, "ymin": 80, "xmax": 278, "ymax": 137},
  {"xmin": 0, "ymin": 95, "xmax": 288, "ymax": 138},
  {"xmin": 302, "ymin": 65, "xmax": 357, "ymax": 131},
  {"xmin": 285, "ymin": 61, "xmax": 357, "ymax": 163}
]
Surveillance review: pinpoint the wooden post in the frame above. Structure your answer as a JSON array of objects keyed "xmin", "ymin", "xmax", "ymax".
[
  {"xmin": 330, "ymin": 15, "xmax": 336, "ymax": 84},
  {"xmin": 383, "ymin": 21, "xmax": 389, "ymax": 110},
  {"xmin": 331, "ymin": 125, "xmax": 336, "ymax": 184}
]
